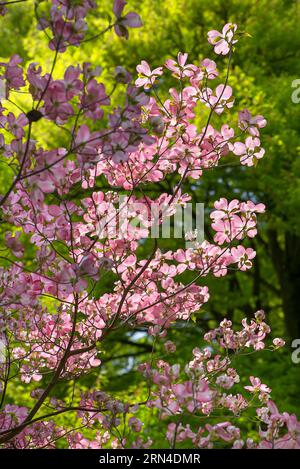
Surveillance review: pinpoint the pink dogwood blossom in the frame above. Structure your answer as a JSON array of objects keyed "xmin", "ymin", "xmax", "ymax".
[
  {"xmin": 135, "ymin": 61, "xmax": 163, "ymax": 89},
  {"xmin": 165, "ymin": 52, "xmax": 197, "ymax": 78},
  {"xmin": 113, "ymin": 0, "xmax": 142, "ymax": 39},
  {"xmin": 208, "ymin": 23, "xmax": 238, "ymax": 55},
  {"xmin": 233, "ymin": 136, "xmax": 265, "ymax": 166}
]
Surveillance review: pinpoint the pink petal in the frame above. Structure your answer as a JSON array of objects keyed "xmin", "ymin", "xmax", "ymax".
[
  {"xmin": 136, "ymin": 60, "xmax": 151, "ymax": 76},
  {"xmin": 113, "ymin": 0, "xmax": 126, "ymax": 17},
  {"xmin": 123, "ymin": 12, "xmax": 142, "ymax": 28}
]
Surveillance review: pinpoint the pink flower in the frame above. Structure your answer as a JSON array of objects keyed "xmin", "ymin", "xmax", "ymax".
[
  {"xmin": 117, "ymin": 253, "xmax": 137, "ymax": 274},
  {"xmin": 81, "ymin": 79, "xmax": 110, "ymax": 120},
  {"xmin": 240, "ymin": 200, "xmax": 266, "ymax": 214},
  {"xmin": 202, "ymin": 58, "xmax": 218, "ymax": 79},
  {"xmin": 39, "ymin": 2, "xmax": 95, "ymax": 53},
  {"xmin": 26, "ymin": 63, "xmax": 49, "ymax": 100},
  {"xmin": 244, "ymin": 376, "xmax": 271, "ymax": 394},
  {"xmin": 164, "ymin": 341, "xmax": 176, "ymax": 353},
  {"xmin": 43, "ymin": 81, "xmax": 74, "ymax": 123},
  {"xmin": 5, "ymin": 232, "xmax": 24, "ymax": 258},
  {"xmin": 135, "ymin": 61, "xmax": 163, "ymax": 89},
  {"xmin": 165, "ymin": 52, "xmax": 197, "ymax": 79},
  {"xmin": 216, "ymin": 374, "xmax": 235, "ymax": 390},
  {"xmin": 128, "ymin": 417, "xmax": 143, "ymax": 432},
  {"xmin": 190, "ymin": 59, "xmax": 218, "ymax": 87},
  {"xmin": 206, "ymin": 422, "xmax": 240, "ymax": 442},
  {"xmin": 6, "ymin": 112, "xmax": 28, "ymax": 139},
  {"xmin": 208, "ymin": 23, "xmax": 238, "ymax": 55},
  {"xmin": 0, "ymin": 54, "xmax": 25, "ymax": 95},
  {"xmin": 211, "ymin": 217, "xmax": 243, "ymax": 244},
  {"xmin": 115, "ymin": 66, "xmax": 132, "ymax": 84},
  {"xmin": 62, "ymin": 65, "xmax": 83, "ymax": 100},
  {"xmin": 233, "ymin": 137, "xmax": 265, "ymax": 166},
  {"xmin": 275, "ymin": 414, "xmax": 300, "ymax": 449},
  {"xmin": 238, "ymin": 109, "xmax": 267, "ymax": 136},
  {"xmin": 231, "ymin": 246, "xmax": 256, "ymax": 271},
  {"xmin": 113, "ymin": 0, "xmax": 142, "ymax": 40},
  {"xmin": 202, "ymin": 84, "xmax": 234, "ymax": 114},
  {"xmin": 211, "ymin": 198, "xmax": 240, "ymax": 220},
  {"xmin": 273, "ymin": 338, "xmax": 285, "ymax": 348},
  {"xmin": 255, "ymin": 310, "xmax": 265, "ymax": 322}
]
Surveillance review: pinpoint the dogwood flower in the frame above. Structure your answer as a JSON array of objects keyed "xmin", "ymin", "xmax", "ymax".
[
  {"xmin": 165, "ymin": 52, "xmax": 197, "ymax": 79},
  {"xmin": 233, "ymin": 137, "xmax": 265, "ymax": 166},
  {"xmin": 5, "ymin": 232, "xmax": 24, "ymax": 258},
  {"xmin": 273, "ymin": 338, "xmax": 285, "ymax": 348},
  {"xmin": 115, "ymin": 66, "xmax": 132, "ymax": 84},
  {"xmin": 244, "ymin": 376, "xmax": 271, "ymax": 395},
  {"xmin": 238, "ymin": 109, "xmax": 267, "ymax": 136},
  {"xmin": 0, "ymin": 54, "xmax": 25, "ymax": 96},
  {"xmin": 201, "ymin": 84, "xmax": 234, "ymax": 114},
  {"xmin": 208, "ymin": 23, "xmax": 238, "ymax": 55},
  {"xmin": 113, "ymin": 0, "xmax": 142, "ymax": 39},
  {"xmin": 231, "ymin": 246, "xmax": 256, "ymax": 271},
  {"xmin": 135, "ymin": 60, "xmax": 163, "ymax": 89}
]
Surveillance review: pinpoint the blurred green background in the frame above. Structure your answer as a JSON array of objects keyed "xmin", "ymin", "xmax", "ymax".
[{"xmin": 0, "ymin": 0, "xmax": 300, "ymax": 446}]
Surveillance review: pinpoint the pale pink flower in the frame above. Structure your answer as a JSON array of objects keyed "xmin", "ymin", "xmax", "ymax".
[
  {"xmin": 135, "ymin": 60, "xmax": 163, "ymax": 89},
  {"xmin": 231, "ymin": 246, "xmax": 256, "ymax": 271},
  {"xmin": 165, "ymin": 52, "xmax": 197, "ymax": 78},
  {"xmin": 238, "ymin": 109, "xmax": 267, "ymax": 136},
  {"xmin": 202, "ymin": 84, "xmax": 234, "ymax": 114},
  {"xmin": 273, "ymin": 338, "xmax": 285, "ymax": 348},
  {"xmin": 208, "ymin": 23, "xmax": 238, "ymax": 55},
  {"xmin": 244, "ymin": 376, "xmax": 271, "ymax": 394},
  {"xmin": 233, "ymin": 136, "xmax": 265, "ymax": 166}
]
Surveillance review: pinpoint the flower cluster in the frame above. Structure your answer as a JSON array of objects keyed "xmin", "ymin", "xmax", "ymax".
[
  {"xmin": 37, "ymin": 0, "xmax": 96, "ymax": 52},
  {"xmin": 139, "ymin": 313, "xmax": 294, "ymax": 449}
]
